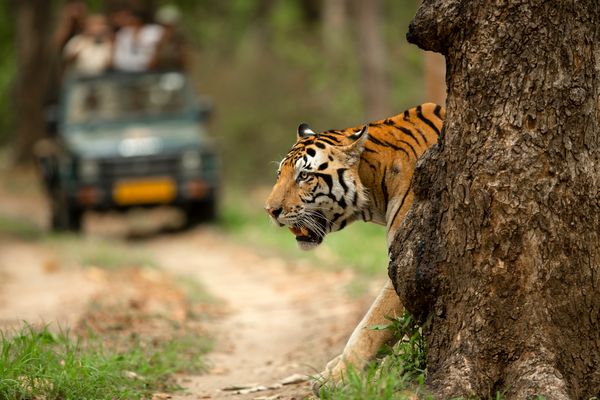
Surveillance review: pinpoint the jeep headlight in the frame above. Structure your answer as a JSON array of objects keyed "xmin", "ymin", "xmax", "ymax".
[
  {"xmin": 181, "ymin": 151, "xmax": 202, "ymax": 172},
  {"xmin": 80, "ymin": 158, "xmax": 99, "ymax": 181}
]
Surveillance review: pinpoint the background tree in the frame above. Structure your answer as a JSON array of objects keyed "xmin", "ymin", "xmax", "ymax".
[
  {"xmin": 2, "ymin": 0, "xmax": 424, "ymax": 180},
  {"xmin": 0, "ymin": 2, "xmax": 16, "ymax": 144},
  {"xmin": 390, "ymin": 0, "xmax": 600, "ymax": 398},
  {"xmin": 321, "ymin": 0, "xmax": 347, "ymax": 61},
  {"xmin": 12, "ymin": 0, "xmax": 53, "ymax": 164},
  {"xmin": 353, "ymin": 0, "xmax": 390, "ymax": 120}
]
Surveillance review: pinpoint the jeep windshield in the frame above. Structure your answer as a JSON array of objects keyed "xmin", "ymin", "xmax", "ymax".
[{"xmin": 65, "ymin": 72, "xmax": 192, "ymax": 126}]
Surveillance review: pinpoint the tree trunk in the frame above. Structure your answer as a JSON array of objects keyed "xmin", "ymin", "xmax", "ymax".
[
  {"xmin": 321, "ymin": 0, "xmax": 347, "ymax": 63},
  {"xmin": 389, "ymin": 1, "xmax": 600, "ymax": 399},
  {"xmin": 13, "ymin": 0, "xmax": 53, "ymax": 164},
  {"xmin": 354, "ymin": 0, "xmax": 390, "ymax": 121}
]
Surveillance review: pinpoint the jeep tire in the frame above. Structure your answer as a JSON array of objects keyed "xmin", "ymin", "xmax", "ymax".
[
  {"xmin": 185, "ymin": 197, "xmax": 217, "ymax": 227},
  {"xmin": 50, "ymin": 188, "xmax": 83, "ymax": 232}
]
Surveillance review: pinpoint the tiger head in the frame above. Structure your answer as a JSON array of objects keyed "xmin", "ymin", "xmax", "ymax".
[{"xmin": 265, "ymin": 123, "xmax": 369, "ymax": 250}]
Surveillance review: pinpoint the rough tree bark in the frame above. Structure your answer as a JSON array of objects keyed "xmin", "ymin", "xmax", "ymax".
[{"xmin": 389, "ymin": 1, "xmax": 600, "ymax": 399}]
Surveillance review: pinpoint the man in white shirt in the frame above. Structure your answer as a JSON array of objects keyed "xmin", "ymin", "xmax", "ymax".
[
  {"xmin": 63, "ymin": 14, "xmax": 112, "ymax": 75},
  {"xmin": 112, "ymin": 10, "xmax": 164, "ymax": 72}
]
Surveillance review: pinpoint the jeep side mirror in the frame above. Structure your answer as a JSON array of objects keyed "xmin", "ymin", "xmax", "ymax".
[
  {"xmin": 195, "ymin": 96, "xmax": 213, "ymax": 122},
  {"xmin": 198, "ymin": 105, "xmax": 212, "ymax": 121}
]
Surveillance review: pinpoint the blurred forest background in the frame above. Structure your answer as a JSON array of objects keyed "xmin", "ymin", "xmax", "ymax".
[
  {"xmin": 0, "ymin": 0, "xmax": 443, "ymax": 185},
  {"xmin": 0, "ymin": 4, "xmax": 447, "ymax": 395}
]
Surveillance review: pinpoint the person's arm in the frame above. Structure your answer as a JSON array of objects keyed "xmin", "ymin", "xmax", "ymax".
[{"xmin": 63, "ymin": 36, "xmax": 82, "ymax": 64}]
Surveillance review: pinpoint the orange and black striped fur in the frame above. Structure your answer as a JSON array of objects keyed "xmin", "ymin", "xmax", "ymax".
[
  {"xmin": 265, "ymin": 103, "xmax": 445, "ymax": 387},
  {"xmin": 265, "ymin": 102, "xmax": 445, "ymax": 249}
]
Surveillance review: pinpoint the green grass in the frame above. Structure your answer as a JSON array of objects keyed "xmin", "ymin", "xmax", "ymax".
[
  {"xmin": 0, "ymin": 325, "xmax": 211, "ymax": 400},
  {"xmin": 317, "ymin": 313, "xmax": 430, "ymax": 400},
  {"xmin": 220, "ymin": 194, "xmax": 388, "ymax": 278},
  {"xmin": 317, "ymin": 364, "xmax": 427, "ymax": 400},
  {"xmin": 0, "ymin": 214, "xmax": 44, "ymax": 241}
]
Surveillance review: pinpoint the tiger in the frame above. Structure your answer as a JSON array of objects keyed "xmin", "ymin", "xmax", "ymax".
[{"xmin": 264, "ymin": 103, "xmax": 445, "ymax": 390}]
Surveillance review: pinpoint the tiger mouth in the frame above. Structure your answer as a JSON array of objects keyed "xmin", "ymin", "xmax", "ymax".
[{"xmin": 287, "ymin": 216, "xmax": 326, "ymax": 246}]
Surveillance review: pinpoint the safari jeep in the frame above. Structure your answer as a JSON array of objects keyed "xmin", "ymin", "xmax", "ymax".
[{"xmin": 38, "ymin": 71, "xmax": 219, "ymax": 232}]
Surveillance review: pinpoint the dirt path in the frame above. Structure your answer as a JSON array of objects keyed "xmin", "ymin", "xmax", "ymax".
[
  {"xmin": 149, "ymin": 229, "xmax": 366, "ymax": 399},
  {"xmin": 0, "ymin": 240, "xmax": 101, "ymax": 330},
  {"xmin": 0, "ymin": 171, "xmax": 371, "ymax": 399}
]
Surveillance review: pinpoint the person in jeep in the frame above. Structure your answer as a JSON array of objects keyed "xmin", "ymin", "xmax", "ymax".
[{"xmin": 63, "ymin": 14, "xmax": 113, "ymax": 76}]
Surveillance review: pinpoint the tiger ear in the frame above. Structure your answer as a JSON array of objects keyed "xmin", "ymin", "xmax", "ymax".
[
  {"xmin": 345, "ymin": 125, "xmax": 369, "ymax": 164},
  {"xmin": 297, "ymin": 123, "xmax": 316, "ymax": 140},
  {"xmin": 350, "ymin": 125, "xmax": 368, "ymax": 141}
]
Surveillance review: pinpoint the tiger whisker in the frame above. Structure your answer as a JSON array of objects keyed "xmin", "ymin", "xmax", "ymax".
[
  {"xmin": 303, "ymin": 209, "xmax": 333, "ymax": 224},
  {"xmin": 299, "ymin": 215, "xmax": 326, "ymax": 237}
]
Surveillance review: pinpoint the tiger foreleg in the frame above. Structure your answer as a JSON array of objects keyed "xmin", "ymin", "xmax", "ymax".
[{"xmin": 313, "ymin": 280, "xmax": 403, "ymax": 394}]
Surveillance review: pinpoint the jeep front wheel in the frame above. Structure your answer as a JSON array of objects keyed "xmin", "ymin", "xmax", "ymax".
[
  {"xmin": 185, "ymin": 198, "xmax": 217, "ymax": 228},
  {"xmin": 50, "ymin": 189, "xmax": 83, "ymax": 233}
]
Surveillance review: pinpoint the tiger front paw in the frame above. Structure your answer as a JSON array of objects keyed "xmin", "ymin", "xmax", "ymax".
[{"xmin": 312, "ymin": 354, "xmax": 349, "ymax": 395}]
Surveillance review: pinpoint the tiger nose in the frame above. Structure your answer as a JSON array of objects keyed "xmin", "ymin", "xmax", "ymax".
[{"xmin": 266, "ymin": 207, "xmax": 283, "ymax": 219}]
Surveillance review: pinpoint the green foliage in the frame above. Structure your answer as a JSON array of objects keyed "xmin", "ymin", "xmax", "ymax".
[
  {"xmin": 0, "ymin": 325, "xmax": 210, "ymax": 400},
  {"xmin": 376, "ymin": 313, "xmax": 427, "ymax": 380}
]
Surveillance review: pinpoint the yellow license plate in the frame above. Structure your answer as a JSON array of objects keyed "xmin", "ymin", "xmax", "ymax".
[{"xmin": 113, "ymin": 177, "xmax": 176, "ymax": 205}]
